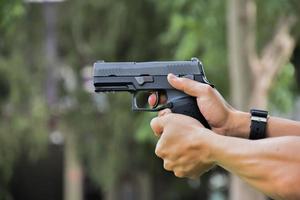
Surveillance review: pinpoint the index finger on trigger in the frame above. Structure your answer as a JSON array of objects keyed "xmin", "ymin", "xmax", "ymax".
[
  {"xmin": 148, "ymin": 93, "xmax": 158, "ymax": 107},
  {"xmin": 148, "ymin": 92, "xmax": 168, "ymax": 108}
]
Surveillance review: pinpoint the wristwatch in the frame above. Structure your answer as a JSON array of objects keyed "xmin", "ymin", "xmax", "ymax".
[{"xmin": 249, "ymin": 109, "xmax": 268, "ymax": 140}]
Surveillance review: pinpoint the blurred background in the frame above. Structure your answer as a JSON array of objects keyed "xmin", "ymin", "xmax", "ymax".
[{"xmin": 1, "ymin": 0, "xmax": 300, "ymax": 200}]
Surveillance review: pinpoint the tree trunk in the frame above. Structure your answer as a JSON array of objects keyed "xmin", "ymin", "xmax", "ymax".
[
  {"xmin": 227, "ymin": 0, "xmax": 266, "ymax": 199},
  {"xmin": 64, "ymin": 133, "xmax": 83, "ymax": 200},
  {"xmin": 104, "ymin": 172, "xmax": 152, "ymax": 200},
  {"xmin": 227, "ymin": 0, "xmax": 252, "ymax": 110},
  {"xmin": 136, "ymin": 172, "xmax": 152, "ymax": 200},
  {"xmin": 43, "ymin": 3, "xmax": 83, "ymax": 200}
]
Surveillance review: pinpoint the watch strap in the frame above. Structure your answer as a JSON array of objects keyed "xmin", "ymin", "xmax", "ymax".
[{"xmin": 249, "ymin": 109, "xmax": 268, "ymax": 140}]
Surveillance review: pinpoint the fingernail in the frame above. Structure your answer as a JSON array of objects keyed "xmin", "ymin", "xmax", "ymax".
[{"xmin": 168, "ymin": 73, "xmax": 177, "ymax": 80}]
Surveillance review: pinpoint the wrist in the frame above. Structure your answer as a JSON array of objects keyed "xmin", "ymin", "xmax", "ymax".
[
  {"xmin": 226, "ymin": 111, "xmax": 251, "ymax": 138},
  {"xmin": 207, "ymin": 133, "xmax": 228, "ymax": 166},
  {"xmin": 196, "ymin": 128, "xmax": 219, "ymax": 165}
]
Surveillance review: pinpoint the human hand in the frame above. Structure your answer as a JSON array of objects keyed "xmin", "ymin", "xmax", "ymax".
[
  {"xmin": 150, "ymin": 112, "xmax": 216, "ymax": 178},
  {"xmin": 149, "ymin": 74, "xmax": 248, "ymax": 137}
]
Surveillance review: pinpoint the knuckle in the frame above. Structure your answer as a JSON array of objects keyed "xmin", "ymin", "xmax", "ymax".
[
  {"xmin": 202, "ymin": 84, "xmax": 213, "ymax": 94},
  {"xmin": 155, "ymin": 145, "xmax": 165, "ymax": 158},
  {"xmin": 163, "ymin": 161, "xmax": 173, "ymax": 171},
  {"xmin": 154, "ymin": 146, "xmax": 160, "ymax": 156},
  {"xmin": 174, "ymin": 170, "xmax": 185, "ymax": 178},
  {"xmin": 185, "ymin": 82, "xmax": 203, "ymax": 96}
]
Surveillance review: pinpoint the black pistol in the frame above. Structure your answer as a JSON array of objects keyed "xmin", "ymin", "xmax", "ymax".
[{"xmin": 93, "ymin": 57, "xmax": 213, "ymax": 129}]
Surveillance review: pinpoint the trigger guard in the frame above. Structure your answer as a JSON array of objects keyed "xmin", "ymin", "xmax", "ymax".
[{"xmin": 132, "ymin": 91, "xmax": 172, "ymax": 112}]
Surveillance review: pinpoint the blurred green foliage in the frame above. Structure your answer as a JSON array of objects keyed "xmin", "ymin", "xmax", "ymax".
[
  {"xmin": 256, "ymin": 0, "xmax": 300, "ymax": 50},
  {"xmin": 0, "ymin": 0, "xmax": 24, "ymax": 31},
  {"xmin": 0, "ymin": 5, "xmax": 48, "ymax": 199},
  {"xmin": 0, "ymin": 0, "xmax": 299, "ymax": 199},
  {"xmin": 157, "ymin": 0, "xmax": 228, "ymax": 94},
  {"xmin": 269, "ymin": 63, "xmax": 298, "ymax": 113}
]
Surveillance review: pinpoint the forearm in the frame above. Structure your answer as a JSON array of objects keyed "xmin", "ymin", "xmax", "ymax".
[
  {"xmin": 210, "ymin": 135, "xmax": 300, "ymax": 199},
  {"xmin": 229, "ymin": 111, "xmax": 300, "ymax": 138},
  {"xmin": 266, "ymin": 116, "xmax": 300, "ymax": 137}
]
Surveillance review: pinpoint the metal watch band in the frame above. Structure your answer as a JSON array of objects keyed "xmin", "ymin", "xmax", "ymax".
[{"xmin": 249, "ymin": 109, "xmax": 268, "ymax": 140}]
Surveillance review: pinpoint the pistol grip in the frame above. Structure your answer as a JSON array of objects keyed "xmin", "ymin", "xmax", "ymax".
[{"xmin": 170, "ymin": 96, "xmax": 211, "ymax": 129}]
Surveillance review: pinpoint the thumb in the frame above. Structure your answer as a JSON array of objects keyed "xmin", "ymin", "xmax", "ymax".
[{"xmin": 167, "ymin": 73, "xmax": 211, "ymax": 97}]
